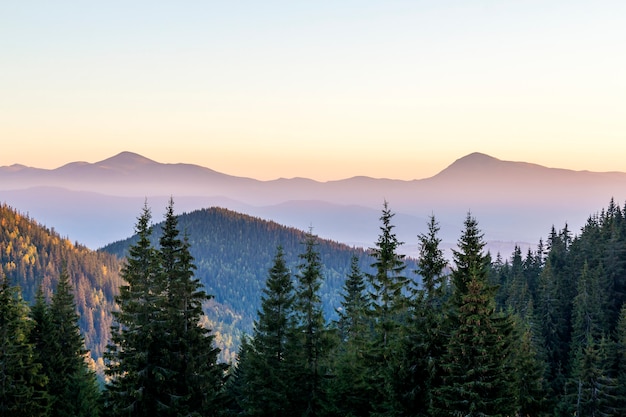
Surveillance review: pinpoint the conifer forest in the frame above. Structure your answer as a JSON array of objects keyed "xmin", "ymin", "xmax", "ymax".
[{"xmin": 3, "ymin": 198, "xmax": 626, "ymax": 416}]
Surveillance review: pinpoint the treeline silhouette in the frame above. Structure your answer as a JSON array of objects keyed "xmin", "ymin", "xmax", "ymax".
[{"xmin": 2, "ymin": 199, "xmax": 626, "ymax": 415}]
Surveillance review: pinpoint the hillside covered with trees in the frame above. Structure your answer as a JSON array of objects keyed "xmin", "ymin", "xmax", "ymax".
[
  {"xmin": 0, "ymin": 203, "xmax": 122, "ymax": 364},
  {"xmin": 101, "ymin": 206, "xmax": 390, "ymax": 361},
  {"xmin": 3, "ymin": 198, "xmax": 626, "ymax": 415}
]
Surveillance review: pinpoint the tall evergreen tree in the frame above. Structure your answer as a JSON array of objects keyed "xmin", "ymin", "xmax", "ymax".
[
  {"xmin": 336, "ymin": 256, "xmax": 370, "ymax": 344},
  {"xmin": 512, "ymin": 322, "xmax": 549, "ymax": 417},
  {"xmin": 0, "ymin": 272, "xmax": 49, "ymax": 417},
  {"xmin": 402, "ymin": 214, "xmax": 449, "ymax": 416},
  {"xmin": 560, "ymin": 262, "xmax": 618, "ymax": 416},
  {"xmin": 236, "ymin": 246, "xmax": 296, "ymax": 416},
  {"xmin": 104, "ymin": 203, "xmax": 164, "ymax": 417},
  {"xmin": 563, "ymin": 335, "xmax": 618, "ymax": 417},
  {"xmin": 31, "ymin": 267, "xmax": 100, "ymax": 417},
  {"xmin": 157, "ymin": 198, "xmax": 227, "ymax": 416},
  {"xmin": 366, "ymin": 201, "xmax": 410, "ymax": 416},
  {"xmin": 431, "ymin": 213, "xmax": 517, "ymax": 417},
  {"xmin": 105, "ymin": 200, "xmax": 227, "ymax": 416},
  {"xmin": 615, "ymin": 303, "xmax": 626, "ymax": 412},
  {"xmin": 290, "ymin": 230, "xmax": 333, "ymax": 417},
  {"xmin": 416, "ymin": 214, "xmax": 448, "ymax": 302},
  {"xmin": 536, "ymin": 257, "xmax": 569, "ymax": 404},
  {"xmin": 330, "ymin": 256, "xmax": 372, "ymax": 417}
]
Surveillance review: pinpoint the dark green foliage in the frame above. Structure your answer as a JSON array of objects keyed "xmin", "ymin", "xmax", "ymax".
[
  {"xmin": 104, "ymin": 201, "xmax": 227, "ymax": 416},
  {"xmin": 0, "ymin": 203, "xmax": 122, "ymax": 371},
  {"xmin": 233, "ymin": 246, "xmax": 296, "ymax": 416},
  {"xmin": 615, "ymin": 304, "xmax": 626, "ymax": 412},
  {"xmin": 512, "ymin": 323, "xmax": 549, "ymax": 416},
  {"xmin": 431, "ymin": 213, "xmax": 518, "ymax": 417},
  {"xmin": 336, "ymin": 256, "xmax": 370, "ymax": 344},
  {"xmin": 104, "ymin": 203, "xmax": 163, "ymax": 416},
  {"xmin": 290, "ymin": 231, "xmax": 334, "ymax": 417},
  {"xmin": 402, "ymin": 215, "xmax": 449, "ymax": 417},
  {"xmin": 562, "ymin": 335, "xmax": 619, "ymax": 417},
  {"xmin": 101, "ymin": 207, "xmax": 380, "ymax": 362},
  {"xmin": 157, "ymin": 199, "xmax": 227, "ymax": 416},
  {"xmin": 416, "ymin": 215, "xmax": 448, "ymax": 301},
  {"xmin": 330, "ymin": 256, "xmax": 373, "ymax": 417},
  {"xmin": 365, "ymin": 201, "xmax": 411, "ymax": 416},
  {"xmin": 30, "ymin": 267, "xmax": 100, "ymax": 417},
  {"xmin": 8, "ymin": 192, "xmax": 626, "ymax": 416},
  {"xmin": 0, "ymin": 272, "xmax": 49, "ymax": 417}
]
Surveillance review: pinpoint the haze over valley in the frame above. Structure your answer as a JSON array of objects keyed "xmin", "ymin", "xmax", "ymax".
[{"xmin": 2, "ymin": 151, "xmax": 626, "ymax": 258}]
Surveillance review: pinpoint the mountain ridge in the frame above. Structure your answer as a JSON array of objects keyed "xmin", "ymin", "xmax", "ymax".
[
  {"xmin": 4, "ymin": 151, "xmax": 626, "ymax": 181},
  {"xmin": 2, "ymin": 151, "xmax": 626, "ymax": 253}
]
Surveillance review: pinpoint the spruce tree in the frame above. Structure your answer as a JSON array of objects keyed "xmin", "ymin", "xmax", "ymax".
[
  {"xmin": 416, "ymin": 214, "xmax": 448, "ymax": 302},
  {"xmin": 105, "ymin": 200, "xmax": 227, "ymax": 416},
  {"xmin": 336, "ymin": 256, "xmax": 370, "ymax": 343},
  {"xmin": 563, "ymin": 335, "xmax": 618, "ymax": 417},
  {"xmin": 290, "ymin": 230, "xmax": 333, "ymax": 417},
  {"xmin": 511, "ymin": 319, "xmax": 549, "ymax": 416},
  {"xmin": 236, "ymin": 246, "xmax": 296, "ymax": 416},
  {"xmin": 615, "ymin": 303, "xmax": 626, "ymax": 412},
  {"xmin": 0, "ymin": 273, "xmax": 49, "ymax": 417},
  {"xmin": 366, "ymin": 201, "xmax": 410, "ymax": 416},
  {"xmin": 330, "ymin": 256, "xmax": 372, "ymax": 417},
  {"xmin": 431, "ymin": 213, "xmax": 517, "ymax": 417},
  {"xmin": 157, "ymin": 198, "xmax": 227, "ymax": 416},
  {"xmin": 402, "ymin": 214, "xmax": 449, "ymax": 416},
  {"xmin": 33, "ymin": 267, "xmax": 100, "ymax": 417},
  {"xmin": 560, "ymin": 262, "xmax": 619, "ymax": 416},
  {"xmin": 104, "ymin": 203, "xmax": 164, "ymax": 417}
]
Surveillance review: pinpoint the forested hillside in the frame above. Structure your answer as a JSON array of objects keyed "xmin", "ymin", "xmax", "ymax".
[
  {"xmin": 489, "ymin": 198, "xmax": 626, "ymax": 415},
  {"xmin": 223, "ymin": 199, "xmax": 626, "ymax": 416},
  {"xmin": 101, "ymin": 206, "xmax": 400, "ymax": 361},
  {"xmin": 5, "ymin": 197, "xmax": 626, "ymax": 415},
  {"xmin": 0, "ymin": 203, "xmax": 122, "ymax": 365}
]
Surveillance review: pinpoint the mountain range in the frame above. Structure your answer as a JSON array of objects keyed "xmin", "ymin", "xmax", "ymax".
[{"xmin": 3, "ymin": 151, "xmax": 626, "ymax": 258}]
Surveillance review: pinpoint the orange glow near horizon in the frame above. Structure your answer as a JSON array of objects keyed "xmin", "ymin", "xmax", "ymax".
[{"xmin": 2, "ymin": 2, "xmax": 625, "ymax": 181}]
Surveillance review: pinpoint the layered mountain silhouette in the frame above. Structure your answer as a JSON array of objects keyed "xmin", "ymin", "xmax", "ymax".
[{"xmin": 3, "ymin": 151, "xmax": 626, "ymax": 257}]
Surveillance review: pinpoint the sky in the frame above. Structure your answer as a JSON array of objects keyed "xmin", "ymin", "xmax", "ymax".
[{"xmin": 2, "ymin": 1, "xmax": 625, "ymax": 181}]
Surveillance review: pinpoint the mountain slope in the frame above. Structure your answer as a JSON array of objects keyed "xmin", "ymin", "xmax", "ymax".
[
  {"xmin": 2, "ymin": 202, "xmax": 409, "ymax": 366},
  {"xmin": 0, "ymin": 203, "xmax": 123, "ymax": 368},
  {"xmin": 100, "ymin": 206, "xmax": 398, "ymax": 361}
]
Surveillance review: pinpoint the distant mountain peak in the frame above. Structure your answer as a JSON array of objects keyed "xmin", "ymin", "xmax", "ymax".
[
  {"xmin": 432, "ymin": 152, "xmax": 502, "ymax": 178},
  {"xmin": 96, "ymin": 151, "xmax": 158, "ymax": 168},
  {"xmin": 451, "ymin": 152, "xmax": 501, "ymax": 166},
  {"xmin": 430, "ymin": 152, "xmax": 555, "ymax": 181}
]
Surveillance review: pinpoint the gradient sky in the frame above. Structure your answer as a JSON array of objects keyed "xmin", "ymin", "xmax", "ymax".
[{"xmin": 2, "ymin": 1, "xmax": 625, "ymax": 181}]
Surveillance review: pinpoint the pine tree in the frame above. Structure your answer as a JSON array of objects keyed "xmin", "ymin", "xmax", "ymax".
[
  {"xmin": 336, "ymin": 256, "xmax": 370, "ymax": 344},
  {"xmin": 505, "ymin": 246, "xmax": 534, "ymax": 318},
  {"xmin": 290, "ymin": 230, "xmax": 333, "ymax": 417},
  {"xmin": 615, "ymin": 303, "xmax": 626, "ymax": 412},
  {"xmin": 330, "ymin": 256, "xmax": 372, "ymax": 417},
  {"xmin": 536, "ymin": 256, "xmax": 568, "ymax": 404},
  {"xmin": 32, "ymin": 267, "xmax": 100, "ymax": 417},
  {"xmin": 157, "ymin": 198, "xmax": 227, "ymax": 416},
  {"xmin": 512, "ymin": 319, "xmax": 549, "ymax": 416},
  {"xmin": 104, "ymin": 203, "xmax": 164, "ymax": 417},
  {"xmin": 0, "ymin": 272, "xmax": 49, "ymax": 417},
  {"xmin": 236, "ymin": 246, "xmax": 296, "ymax": 416},
  {"xmin": 560, "ymin": 262, "xmax": 619, "ymax": 416},
  {"xmin": 431, "ymin": 213, "xmax": 517, "ymax": 417},
  {"xmin": 416, "ymin": 214, "xmax": 448, "ymax": 302},
  {"xmin": 105, "ymin": 200, "xmax": 227, "ymax": 416},
  {"xmin": 366, "ymin": 201, "xmax": 410, "ymax": 416},
  {"xmin": 563, "ymin": 335, "xmax": 618, "ymax": 417},
  {"xmin": 221, "ymin": 335, "xmax": 252, "ymax": 417},
  {"xmin": 401, "ymin": 214, "xmax": 448, "ymax": 416}
]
